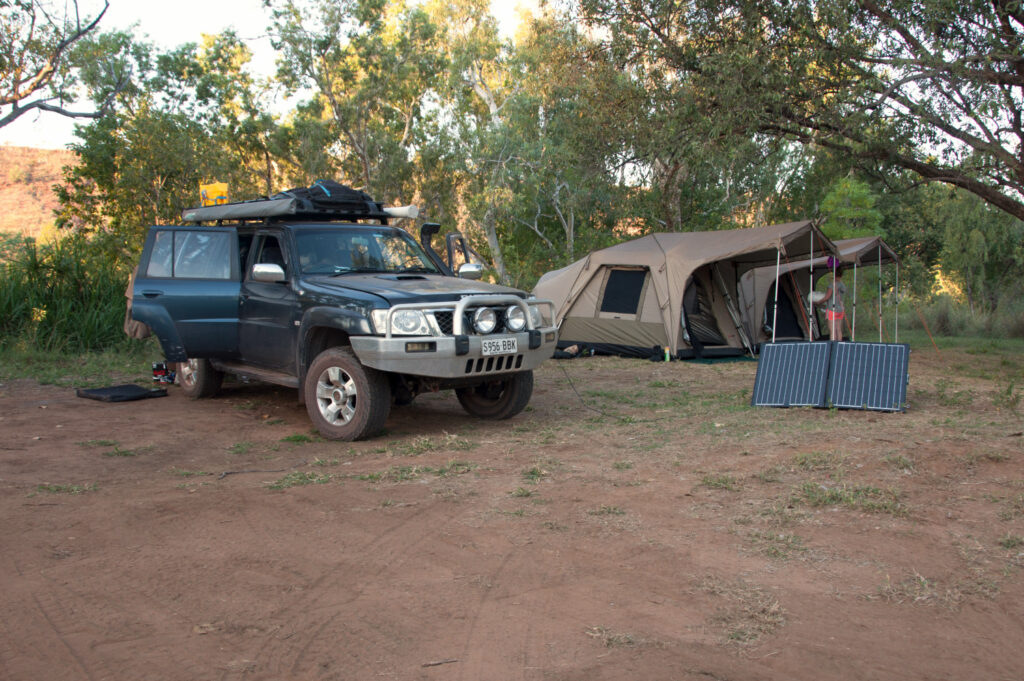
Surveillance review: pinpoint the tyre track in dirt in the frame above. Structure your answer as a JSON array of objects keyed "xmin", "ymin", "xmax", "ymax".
[{"xmin": 238, "ymin": 489, "xmax": 469, "ymax": 678}]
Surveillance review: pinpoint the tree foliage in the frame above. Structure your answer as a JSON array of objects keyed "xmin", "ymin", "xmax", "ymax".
[{"xmin": 580, "ymin": 0, "xmax": 1024, "ymax": 222}]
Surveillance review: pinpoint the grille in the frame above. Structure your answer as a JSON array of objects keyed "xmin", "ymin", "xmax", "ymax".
[
  {"xmin": 464, "ymin": 354, "xmax": 524, "ymax": 374},
  {"xmin": 430, "ymin": 308, "xmax": 509, "ymax": 336}
]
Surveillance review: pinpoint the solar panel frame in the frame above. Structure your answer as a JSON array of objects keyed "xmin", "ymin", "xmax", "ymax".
[
  {"xmin": 751, "ymin": 342, "xmax": 832, "ymax": 408},
  {"xmin": 826, "ymin": 342, "xmax": 909, "ymax": 412}
]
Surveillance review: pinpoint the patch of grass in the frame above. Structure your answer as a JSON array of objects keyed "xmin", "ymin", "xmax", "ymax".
[
  {"xmin": 267, "ymin": 471, "xmax": 332, "ymax": 489},
  {"xmin": 510, "ymin": 487, "xmax": 534, "ymax": 498},
  {"xmin": 701, "ymin": 474, "xmax": 739, "ymax": 491},
  {"xmin": 877, "ymin": 572, "xmax": 940, "ymax": 606},
  {"xmin": 281, "ymin": 433, "xmax": 316, "ymax": 444},
  {"xmin": 700, "ymin": 576, "xmax": 785, "ymax": 646},
  {"xmin": 522, "ymin": 466, "xmax": 549, "ymax": 485},
  {"xmin": 356, "ymin": 461, "xmax": 474, "ymax": 484},
  {"xmin": 35, "ymin": 483, "xmax": 96, "ymax": 495},
  {"xmin": 585, "ymin": 626, "xmax": 637, "ymax": 648},
  {"xmin": 747, "ymin": 530, "xmax": 806, "ymax": 560},
  {"xmin": 102, "ymin": 446, "xmax": 138, "ymax": 457},
  {"xmin": 588, "ymin": 505, "xmax": 626, "ymax": 516},
  {"xmin": 312, "ymin": 457, "xmax": 340, "ymax": 467},
  {"xmin": 997, "ymin": 494, "xmax": 1024, "ymax": 521},
  {"xmin": 433, "ymin": 460, "xmax": 475, "ymax": 477},
  {"xmin": 883, "ymin": 453, "xmax": 914, "ymax": 472},
  {"xmin": 391, "ymin": 433, "xmax": 476, "ymax": 456},
  {"xmin": 171, "ymin": 468, "xmax": 211, "ymax": 478},
  {"xmin": 0, "ymin": 342, "xmax": 157, "ymax": 388},
  {"xmin": 77, "ymin": 439, "xmax": 117, "ymax": 448},
  {"xmin": 998, "ymin": 534, "xmax": 1024, "ymax": 550},
  {"xmin": 793, "ymin": 450, "xmax": 840, "ymax": 471},
  {"xmin": 792, "ymin": 482, "xmax": 906, "ymax": 516},
  {"xmin": 612, "ymin": 460, "xmax": 634, "ymax": 471},
  {"xmin": 936, "ymin": 378, "xmax": 974, "ymax": 407},
  {"xmin": 542, "ymin": 521, "xmax": 567, "ymax": 531},
  {"xmin": 754, "ymin": 466, "xmax": 784, "ymax": 483},
  {"xmin": 227, "ymin": 441, "xmax": 256, "ymax": 455}
]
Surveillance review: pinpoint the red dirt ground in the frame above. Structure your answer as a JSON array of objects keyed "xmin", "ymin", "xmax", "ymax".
[{"xmin": 2, "ymin": 347, "xmax": 1022, "ymax": 680}]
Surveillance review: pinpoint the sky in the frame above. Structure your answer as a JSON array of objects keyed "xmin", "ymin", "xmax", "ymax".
[{"xmin": 0, "ymin": 0, "xmax": 534, "ymax": 149}]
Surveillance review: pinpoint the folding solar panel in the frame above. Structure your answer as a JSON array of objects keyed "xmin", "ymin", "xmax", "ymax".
[
  {"xmin": 751, "ymin": 342, "xmax": 832, "ymax": 408},
  {"xmin": 826, "ymin": 342, "xmax": 909, "ymax": 412}
]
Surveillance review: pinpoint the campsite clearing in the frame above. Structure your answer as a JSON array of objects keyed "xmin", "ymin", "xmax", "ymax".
[{"xmin": 1, "ymin": 336, "xmax": 1023, "ymax": 680}]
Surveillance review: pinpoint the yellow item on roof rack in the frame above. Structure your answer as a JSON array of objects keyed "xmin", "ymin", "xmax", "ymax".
[{"xmin": 200, "ymin": 182, "xmax": 229, "ymax": 206}]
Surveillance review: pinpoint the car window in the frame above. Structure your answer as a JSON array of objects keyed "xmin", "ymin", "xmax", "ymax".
[
  {"xmin": 294, "ymin": 228, "xmax": 439, "ymax": 275},
  {"xmin": 145, "ymin": 230, "xmax": 232, "ymax": 280}
]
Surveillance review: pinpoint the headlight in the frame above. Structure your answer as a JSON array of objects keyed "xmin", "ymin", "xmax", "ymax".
[
  {"xmin": 472, "ymin": 307, "xmax": 497, "ymax": 334},
  {"xmin": 505, "ymin": 305, "xmax": 527, "ymax": 332},
  {"xmin": 371, "ymin": 309, "xmax": 430, "ymax": 335},
  {"xmin": 528, "ymin": 304, "xmax": 543, "ymax": 328}
]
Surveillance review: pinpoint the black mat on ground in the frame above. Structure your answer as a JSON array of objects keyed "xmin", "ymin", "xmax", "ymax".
[{"xmin": 76, "ymin": 384, "xmax": 168, "ymax": 402}]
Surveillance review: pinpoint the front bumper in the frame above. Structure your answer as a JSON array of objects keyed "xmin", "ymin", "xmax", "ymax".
[{"xmin": 351, "ymin": 327, "xmax": 558, "ymax": 378}]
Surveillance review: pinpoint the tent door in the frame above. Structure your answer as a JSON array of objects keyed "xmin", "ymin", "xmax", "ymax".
[{"xmin": 763, "ymin": 281, "xmax": 805, "ymax": 340}]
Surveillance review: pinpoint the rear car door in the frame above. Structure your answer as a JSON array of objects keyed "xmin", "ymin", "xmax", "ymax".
[{"xmin": 132, "ymin": 226, "xmax": 241, "ymax": 361}]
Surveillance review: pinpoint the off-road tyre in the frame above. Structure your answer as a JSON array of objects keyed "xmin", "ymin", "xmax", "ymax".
[
  {"xmin": 304, "ymin": 347, "xmax": 391, "ymax": 441},
  {"xmin": 455, "ymin": 370, "xmax": 534, "ymax": 420},
  {"xmin": 177, "ymin": 358, "xmax": 224, "ymax": 398}
]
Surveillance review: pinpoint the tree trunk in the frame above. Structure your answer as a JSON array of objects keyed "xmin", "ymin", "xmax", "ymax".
[{"xmin": 482, "ymin": 206, "xmax": 508, "ymax": 284}]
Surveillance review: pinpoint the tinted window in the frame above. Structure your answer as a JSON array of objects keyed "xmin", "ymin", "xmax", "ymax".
[
  {"xmin": 175, "ymin": 232, "xmax": 231, "ymax": 279},
  {"xmin": 146, "ymin": 230, "xmax": 174, "ymax": 277},
  {"xmin": 294, "ymin": 228, "xmax": 439, "ymax": 275},
  {"xmin": 600, "ymin": 269, "xmax": 647, "ymax": 314},
  {"xmin": 146, "ymin": 230, "xmax": 231, "ymax": 279}
]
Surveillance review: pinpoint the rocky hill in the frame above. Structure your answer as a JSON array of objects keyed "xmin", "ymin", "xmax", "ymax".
[{"xmin": 0, "ymin": 145, "xmax": 75, "ymax": 238}]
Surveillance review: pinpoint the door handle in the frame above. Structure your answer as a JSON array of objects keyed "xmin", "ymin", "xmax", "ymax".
[{"xmin": 142, "ymin": 290, "xmax": 162, "ymax": 298}]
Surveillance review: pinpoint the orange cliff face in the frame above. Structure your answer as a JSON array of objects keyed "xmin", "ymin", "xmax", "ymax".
[{"xmin": 0, "ymin": 145, "xmax": 76, "ymax": 238}]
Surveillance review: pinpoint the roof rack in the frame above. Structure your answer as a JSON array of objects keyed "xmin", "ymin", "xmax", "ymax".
[{"xmin": 181, "ymin": 196, "xmax": 392, "ymax": 224}]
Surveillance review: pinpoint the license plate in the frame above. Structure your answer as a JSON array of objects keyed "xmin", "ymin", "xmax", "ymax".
[{"xmin": 481, "ymin": 336, "xmax": 517, "ymax": 356}]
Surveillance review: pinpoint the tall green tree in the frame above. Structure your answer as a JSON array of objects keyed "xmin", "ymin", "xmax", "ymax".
[{"xmin": 267, "ymin": 0, "xmax": 443, "ymax": 201}]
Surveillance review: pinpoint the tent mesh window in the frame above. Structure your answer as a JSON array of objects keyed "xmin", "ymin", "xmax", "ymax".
[
  {"xmin": 599, "ymin": 269, "xmax": 647, "ymax": 315},
  {"xmin": 683, "ymin": 279, "xmax": 727, "ymax": 345}
]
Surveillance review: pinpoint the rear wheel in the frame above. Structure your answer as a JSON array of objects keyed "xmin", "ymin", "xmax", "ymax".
[
  {"xmin": 304, "ymin": 347, "xmax": 391, "ymax": 441},
  {"xmin": 456, "ymin": 371, "xmax": 533, "ymax": 420},
  {"xmin": 177, "ymin": 358, "xmax": 224, "ymax": 398}
]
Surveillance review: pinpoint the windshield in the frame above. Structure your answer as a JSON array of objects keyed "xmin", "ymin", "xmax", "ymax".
[{"xmin": 294, "ymin": 227, "xmax": 440, "ymax": 276}]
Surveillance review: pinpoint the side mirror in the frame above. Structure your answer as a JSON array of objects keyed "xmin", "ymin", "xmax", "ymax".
[
  {"xmin": 252, "ymin": 263, "xmax": 286, "ymax": 283},
  {"xmin": 458, "ymin": 263, "xmax": 483, "ymax": 280}
]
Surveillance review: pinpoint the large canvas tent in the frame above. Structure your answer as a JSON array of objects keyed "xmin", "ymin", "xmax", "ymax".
[
  {"xmin": 739, "ymin": 236, "xmax": 899, "ymax": 345},
  {"xmin": 532, "ymin": 221, "xmax": 836, "ymax": 359}
]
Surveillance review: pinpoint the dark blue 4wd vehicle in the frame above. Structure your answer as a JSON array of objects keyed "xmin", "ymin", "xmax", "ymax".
[{"xmin": 131, "ymin": 182, "xmax": 557, "ymax": 440}]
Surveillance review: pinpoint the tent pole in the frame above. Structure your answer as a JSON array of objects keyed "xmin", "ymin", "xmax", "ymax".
[
  {"xmin": 895, "ymin": 259, "xmax": 899, "ymax": 343},
  {"xmin": 809, "ymin": 231, "xmax": 814, "ymax": 341},
  {"xmin": 831, "ymin": 252, "xmax": 837, "ymax": 341},
  {"xmin": 878, "ymin": 245, "xmax": 883, "ymax": 342},
  {"xmin": 852, "ymin": 262, "xmax": 858, "ymax": 342},
  {"xmin": 772, "ymin": 249, "xmax": 780, "ymax": 343}
]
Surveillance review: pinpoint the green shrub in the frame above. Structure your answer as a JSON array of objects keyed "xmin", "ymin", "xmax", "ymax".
[{"xmin": 0, "ymin": 233, "xmax": 132, "ymax": 353}]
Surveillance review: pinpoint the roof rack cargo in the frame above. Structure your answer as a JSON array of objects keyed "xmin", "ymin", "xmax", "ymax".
[{"xmin": 180, "ymin": 179, "xmax": 413, "ymax": 224}]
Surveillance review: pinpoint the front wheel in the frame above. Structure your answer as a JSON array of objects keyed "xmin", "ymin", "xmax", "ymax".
[
  {"xmin": 456, "ymin": 371, "xmax": 534, "ymax": 420},
  {"xmin": 177, "ymin": 358, "xmax": 224, "ymax": 398},
  {"xmin": 304, "ymin": 347, "xmax": 391, "ymax": 441}
]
